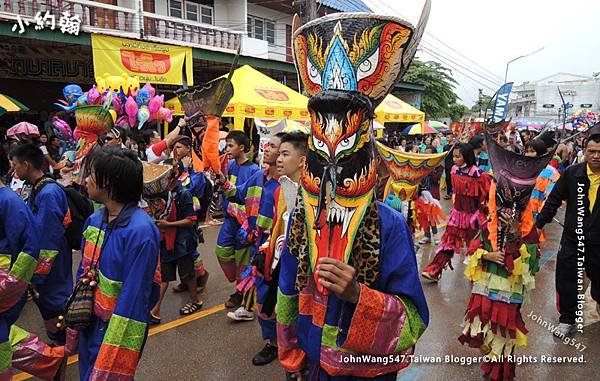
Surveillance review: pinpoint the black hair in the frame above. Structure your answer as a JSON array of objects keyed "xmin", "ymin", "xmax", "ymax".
[
  {"xmin": 469, "ymin": 134, "xmax": 484, "ymax": 149},
  {"xmin": 9, "ymin": 143, "xmax": 44, "ymax": 170},
  {"xmin": 86, "ymin": 147, "xmax": 143, "ymax": 204},
  {"xmin": 142, "ymin": 129, "xmax": 158, "ymax": 145},
  {"xmin": 0, "ymin": 145, "xmax": 9, "ymax": 178},
  {"xmin": 585, "ymin": 134, "xmax": 600, "ymax": 149},
  {"xmin": 226, "ymin": 131, "xmax": 250, "ymax": 152},
  {"xmin": 526, "ymin": 139, "xmax": 547, "ymax": 157},
  {"xmin": 453, "ymin": 142, "xmax": 476, "ymax": 167},
  {"xmin": 424, "ymin": 144, "xmax": 437, "ymax": 153},
  {"xmin": 274, "ymin": 132, "xmax": 287, "ymax": 139},
  {"xmin": 279, "ymin": 132, "xmax": 308, "ymax": 155}
]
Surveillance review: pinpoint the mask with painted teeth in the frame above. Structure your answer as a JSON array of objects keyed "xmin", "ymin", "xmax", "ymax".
[{"xmin": 289, "ymin": 5, "xmax": 431, "ymax": 293}]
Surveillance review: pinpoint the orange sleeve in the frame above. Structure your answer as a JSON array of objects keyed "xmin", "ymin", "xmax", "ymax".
[{"xmin": 201, "ymin": 115, "xmax": 221, "ymax": 173}]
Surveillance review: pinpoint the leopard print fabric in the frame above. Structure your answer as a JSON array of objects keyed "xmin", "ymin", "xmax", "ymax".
[{"xmin": 287, "ymin": 190, "xmax": 381, "ymax": 291}]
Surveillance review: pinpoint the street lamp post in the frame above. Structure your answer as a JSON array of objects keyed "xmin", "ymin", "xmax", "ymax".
[{"xmin": 504, "ymin": 47, "xmax": 544, "ymax": 83}]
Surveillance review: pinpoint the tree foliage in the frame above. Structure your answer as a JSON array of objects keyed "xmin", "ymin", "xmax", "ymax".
[
  {"xmin": 403, "ymin": 60, "xmax": 469, "ymax": 121},
  {"xmin": 470, "ymin": 94, "xmax": 493, "ymax": 114}
]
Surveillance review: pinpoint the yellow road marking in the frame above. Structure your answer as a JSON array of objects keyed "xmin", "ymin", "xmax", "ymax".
[{"xmin": 13, "ymin": 304, "xmax": 226, "ymax": 380}]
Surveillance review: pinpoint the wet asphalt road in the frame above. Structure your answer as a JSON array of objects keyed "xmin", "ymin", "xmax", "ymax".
[{"xmin": 13, "ymin": 202, "xmax": 600, "ymax": 381}]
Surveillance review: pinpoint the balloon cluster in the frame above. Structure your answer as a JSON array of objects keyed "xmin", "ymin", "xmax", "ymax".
[
  {"xmin": 571, "ymin": 109, "xmax": 599, "ymax": 131},
  {"xmin": 54, "ymin": 74, "xmax": 174, "ymax": 130}
]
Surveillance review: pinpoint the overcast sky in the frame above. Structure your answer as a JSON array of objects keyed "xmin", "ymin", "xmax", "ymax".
[{"xmin": 363, "ymin": 0, "xmax": 600, "ymax": 107}]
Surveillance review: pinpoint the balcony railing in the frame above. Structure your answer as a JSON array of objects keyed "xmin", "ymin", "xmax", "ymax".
[{"xmin": 0, "ymin": 0, "xmax": 242, "ymax": 52}]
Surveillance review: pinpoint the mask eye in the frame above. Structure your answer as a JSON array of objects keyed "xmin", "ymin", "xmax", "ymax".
[
  {"xmin": 308, "ymin": 59, "xmax": 322, "ymax": 86},
  {"xmin": 312, "ymin": 135, "xmax": 329, "ymax": 157},
  {"xmin": 356, "ymin": 49, "xmax": 379, "ymax": 82},
  {"xmin": 334, "ymin": 134, "xmax": 357, "ymax": 157}
]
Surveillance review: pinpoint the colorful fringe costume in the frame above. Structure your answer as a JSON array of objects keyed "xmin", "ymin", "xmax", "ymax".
[
  {"xmin": 529, "ymin": 164, "xmax": 560, "ymax": 241},
  {"xmin": 422, "ymin": 165, "xmax": 491, "ymax": 280},
  {"xmin": 458, "ymin": 120, "xmax": 554, "ymax": 381},
  {"xmin": 278, "ymin": 6, "xmax": 432, "ymax": 378},
  {"xmin": 74, "ymin": 204, "xmax": 160, "ymax": 381},
  {"xmin": 414, "ymin": 191, "xmax": 446, "ymax": 236},
  {"xmin": 458, "ymin": 182, "xmax": 540, "ymax": 381}
]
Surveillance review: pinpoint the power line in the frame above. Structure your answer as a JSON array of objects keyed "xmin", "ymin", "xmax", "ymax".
[
  {"xmin": 419, "ymin": 46, "xmax": 497, "ymax": 93},
  {"xmin": 420, "ymin": 41, "xmax": 502, "ymax": 87},
  {"xmin": 367, "ymin": 0, "xmax": 505, "ymax": 84}
]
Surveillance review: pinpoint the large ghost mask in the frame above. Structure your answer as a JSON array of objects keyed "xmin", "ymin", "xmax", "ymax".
[{"xmin": 288, "ymin": 4, "xmax": 431, "ymax": 294}]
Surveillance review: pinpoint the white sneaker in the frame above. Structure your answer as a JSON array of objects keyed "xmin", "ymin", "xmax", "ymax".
[
  {"xmin": 553, "ymin": 323, "xmax": 575, "ymax": 338},
  {"xmin": 227, "ymin": 307, "xmax": 254, "ymax": 321},
  {"xmin": 418, "ymin": 237, "xmax": 431, "ymax": 245},
  {"xmin": 433, "ymin": 236, "xmax": 440, "ymax": 245}
]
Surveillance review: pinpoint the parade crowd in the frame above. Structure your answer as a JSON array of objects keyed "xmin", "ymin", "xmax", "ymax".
[{"xmin": 1, "ymin": 4, "xmax": 599, "ymax": 381}]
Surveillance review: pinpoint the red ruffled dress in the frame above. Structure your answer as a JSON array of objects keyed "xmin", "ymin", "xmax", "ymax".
[{"xmin": 422, "ymin": 165, "xmax": 491, "ymax": 280}]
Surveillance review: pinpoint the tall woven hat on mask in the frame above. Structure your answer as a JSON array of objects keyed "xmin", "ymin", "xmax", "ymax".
[{"xmin": 288, "ymin": 3, "xmax": 431, "ymax": 294}]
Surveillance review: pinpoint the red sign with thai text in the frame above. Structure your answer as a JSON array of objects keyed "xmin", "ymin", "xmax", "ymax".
[{"xmin": 120, "ymin": 50, "xmax": 171, "ymax": 74}]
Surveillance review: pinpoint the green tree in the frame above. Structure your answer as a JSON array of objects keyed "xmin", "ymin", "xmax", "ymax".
[
  {"xmin": 403, "ymin": 60, "xmax": 468, "ymax": 121},
  {"xmin": 470, "ymin": 94, "xmax": 493, "ymax": 114},
  {"xmin": 449, "ymin": 103, "xmax": 470, "ymax": 121}
]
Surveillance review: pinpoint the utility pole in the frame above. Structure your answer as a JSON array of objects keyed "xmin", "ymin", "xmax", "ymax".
[
  {"xmin": 478, "ymin": 88, "xmax": 483, "ymax": 118},
  {"xmin": 292, "ymin": 0, "xmax": 318, "ymax": 25}
]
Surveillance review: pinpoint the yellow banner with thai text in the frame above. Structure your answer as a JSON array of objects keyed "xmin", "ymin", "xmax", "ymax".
[{"xmin": 91, "ymin": 35, "xmax": 193, "ymax": 86}]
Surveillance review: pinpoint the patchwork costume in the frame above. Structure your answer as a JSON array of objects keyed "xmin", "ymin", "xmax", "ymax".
[
  {"xmin": 29, "ymin": 176, "xmax": 73, "ymax": 345},
  {"xmin": 0, "ymin": 187, "xmax": 65, "ymax": 380},
  {"xmin": 216, "ymin": 159, "xmax": 261, "ymax": 283},
  {"xmin": 223, "ymin": 169, "xmax": 280, "ymax": 337},
  {"xmin": 277, "ymin": 7, "xmax": 431, "ymax": 379},
  {"xmin": 75, "ymin": 205, "xmax": 160, "ymax": 381}
]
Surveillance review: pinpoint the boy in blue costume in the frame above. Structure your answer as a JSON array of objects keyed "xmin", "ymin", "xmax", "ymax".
[
  {"xmin": 214, "ymin": 131, "xmax": 260, "ymax": 308},
  {"xmin": 221, "ymin": 132, "xmax": 285, "ymax": 365},
  {"xmin": 10, "ymin": 143, "xmax": 73, "ymax": 345}
]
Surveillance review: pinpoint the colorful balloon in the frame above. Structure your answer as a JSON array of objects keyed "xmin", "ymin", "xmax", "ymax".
[
  {"xmin": 87, "ymin": 85, "xmax": 100, "ymax": 105},
  {"xmin": 148, "ymin": 95, "xmax": 164, "ymax": 113},
  {"xmin": 137, "ymin": 105, "xmax": 150, "ymax": 129},
  {"xmin": 136, "ymin": 88, "xmax": 151, "ymax": 106},
  {"xmin": 156, "ymin": 107, "xmax": 174, "ymax": 123},
  {"xmin": 63, "ymin": 84, "xmax": 83, "ymax": 103},
  {"xmin": 142, "ymin": 83, "xmax": 156, "ymax": 98},
  {"xmin": 125, "ymin": 96, "xmax": 138, "ymax": 127}
]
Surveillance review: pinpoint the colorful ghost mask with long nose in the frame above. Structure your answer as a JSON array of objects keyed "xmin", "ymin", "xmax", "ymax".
[{"xmin": 288, "ymin": 5, "xmax": 431, "ymax": 293}]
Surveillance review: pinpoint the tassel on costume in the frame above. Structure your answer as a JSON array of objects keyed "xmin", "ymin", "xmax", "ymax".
[
  {"xmin": 422, "ymin": 251, "xmax": 454, "ymax": 279},
  {"xmin": 481, "ymin": 357, "xmax": 516, "ymax": 381},
  {"xmin": 458, "ymin": 294, "xmax": 528, "ymax": 381}
]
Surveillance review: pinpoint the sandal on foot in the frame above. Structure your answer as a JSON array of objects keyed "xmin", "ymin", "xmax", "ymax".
[
  {"xmin": 172, "ymin": 283, "xmax": 188, "ymax": 293},
  {"xmin": 180, "ymin": 300, "xmax": 204, "ymax": 315},
  {"xmin": 149, "ymin": 313, "xmax": 161, "ymax": 325}
]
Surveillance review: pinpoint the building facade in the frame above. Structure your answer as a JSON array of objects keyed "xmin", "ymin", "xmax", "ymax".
[
  {"xmin": 0, "ymin": 0, "xmax": 371, "ymax": 114},
  {"xmin": 509, "ymin": 73, "xmax": 600, "ymax": 119}
]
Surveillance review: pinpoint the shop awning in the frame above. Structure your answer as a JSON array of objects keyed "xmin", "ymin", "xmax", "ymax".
[
  {"xmin": 375, "ymin": 94, "xmax": 425, "ymax": 125},
  {"xmin": 165, "ymin": 65, "xmax": 309, "ymax": 130}
]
